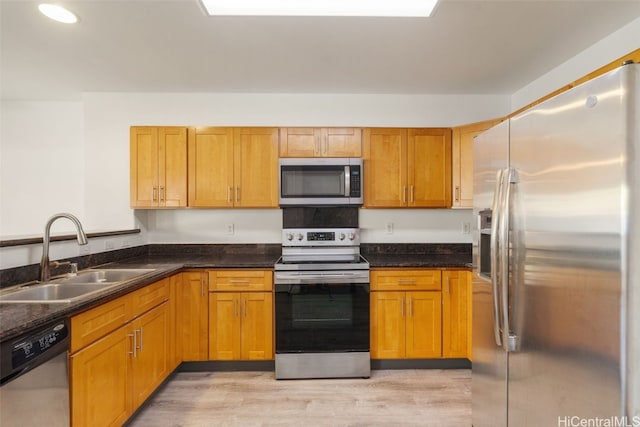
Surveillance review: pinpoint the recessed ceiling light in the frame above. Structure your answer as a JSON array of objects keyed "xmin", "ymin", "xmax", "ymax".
[
  {"xmin": 38, "ymin": 3, "xmax": 78, "ymax": 24},
  {"xmin": 200, "ymin": 0, "xmax": 440, "ymax": 17}
]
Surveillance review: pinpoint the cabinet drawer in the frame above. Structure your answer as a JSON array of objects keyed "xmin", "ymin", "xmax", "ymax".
[
  {"xmin": 71, "ymin": 295, "xmax": 131, "ymax": 353},
  {"xmin": 130, "ymin": 278, "xmax": 170, "ymax": 318},
  {"xmin": 371, "ymin": 269, "xmax": 442, "ymax": 291},
  {"xmin": 208, "ymin": 270, "xmax": 273, "ymax": 292}
]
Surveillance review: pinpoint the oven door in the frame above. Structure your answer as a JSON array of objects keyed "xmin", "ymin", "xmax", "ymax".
[{"xmin": 275, "ymin": 272, "xmax": 370, "ymax": 354}]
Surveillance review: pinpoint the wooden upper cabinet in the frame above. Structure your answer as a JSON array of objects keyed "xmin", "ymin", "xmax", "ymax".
[
  {"xmin": 364, "ymin": 128, "xmax": 451, "ymax": 208},
  {"xmin": 188, "ymin": 127, "xmax": 234, "ymax": 207},
  {"xmin": 407, "ymin": 128, "xmax": 452, "ymax": 208},
  {"xmin": 451, "ymin": 119, "xmax": 502, "ymax": 208},
  {"xmin": 188, "ymin": 127, "xmax": 278, "ymax": 208},
  {"xmin": 130, "ymin": 126, "xmax": 187, "ymax": 208},
  {"xmin": 234, "ymin": 127, "xmax": 279, "ymax": 208},
  {"xmin": 363, "ymin": 128, "xmax": 407, "ymax": 208},
  {"xmin": 279, "ymin": 127, "xmax": 362, "ymax": 157}
]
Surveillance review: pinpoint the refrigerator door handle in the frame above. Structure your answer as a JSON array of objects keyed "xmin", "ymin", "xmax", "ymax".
[
  {"xmin": 491, "ymin": 168, "xmax": 505, "ymax": 347},
  {"xmin": 500, "ymin": 167, "xmax": 519, "ymax": 352}
]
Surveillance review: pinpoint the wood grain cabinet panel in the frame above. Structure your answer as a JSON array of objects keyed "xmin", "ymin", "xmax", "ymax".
[
  {"xmin": 130, "ymin": 126, "xmax": 187, "ymax": 208},
  {"xmin": 177, "ymin": 271, "xmax": 209, "ymax": 361},
  {"xmin": 209, "ymin": 291, "xmax": 273, "ymax": 361},
  {"xmin": 370, "ymin": 269, "xmax": 443, "ymax": 360},
  {"xmin": 71, "ymin": 324, "xmax": 132, "ymax": 427},
  {"xmin": 363, "ymin": 128, "xmax": 407, "ymax": 207},
  {"xmin": 407, "ymin": 128, "xmax": 452, "ymax": 208},
  {"xmin": 364, "ymin": 128, "xmax": 452, "ymax": 208},
  {"xmin": 188, "ymin": 127, "xmax": 235, "ymax": 207},
  {"xmin": 70, "ymin": 278, "xmax": 176, "ymax": 427},
  {"xmin": 279, "ymin": 127, "xmax": 361, "ymax": 157},
  {"xmin": 451, "ymin": 119, "xmax": 502, "ymax": 208},
  {"xmin": 208, "ymin": 269, "xmax": 273, "ymax": 361},
  {"xmin": 188, "ymin": 127, "xmax": 278, "ymax": 208},
  {"xmin": 442, "ymin": 270, "xmax": 471, "ymax": 358}
]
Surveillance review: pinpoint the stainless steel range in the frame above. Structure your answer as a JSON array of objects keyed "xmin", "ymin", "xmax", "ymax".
[{"xmin": 274, "ymin": 207, "xmax": 370, "ymax": 380}]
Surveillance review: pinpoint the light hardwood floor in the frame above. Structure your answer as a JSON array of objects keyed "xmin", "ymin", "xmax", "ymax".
[{"xmin": 128, "ymin": 369, "xmax": 471, "ymax": 427}]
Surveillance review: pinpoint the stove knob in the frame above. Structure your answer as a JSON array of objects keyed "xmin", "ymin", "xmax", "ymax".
[
  {"xmin": 348, "ymin": 232, "xmax": 356, "ymax": 241},
  {"xmin": 296, "ymin": 233, "xmax": 304, "ymax": 241},
  {"xmin": 286, "ymin": 233, "xmax": 294, "ymax": 241},
  {"xmin": 338, "ymin": 233, "xmax": 346, "ymax": 241}
]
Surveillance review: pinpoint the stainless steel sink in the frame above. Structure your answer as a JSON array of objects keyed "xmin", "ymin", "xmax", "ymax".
[
  {"xmin": 0, "ymin": 268, "xmax": 156, "ymax": 303},
  {"xmin": 0, "ymin": 283, "xmax": 112, "ymax": 303},
  {"xmin": 60, "ymin": 268, "xmax": 155, "ymax": 284}
]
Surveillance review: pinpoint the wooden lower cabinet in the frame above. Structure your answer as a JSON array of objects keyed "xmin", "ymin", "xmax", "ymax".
[
  {"xmin": 70, "ymin": 279, "xmax": 173, "ymax": 427},
  {"xmin": 442, "ymin": 270, "xmax": 471, "ymax": 358},
  {"xmin": 131, "ymin": 302, "xmax": 171, "ymax": 408},
  {"xmin": 370, "ymin": 290, "xmax": 442, "ymax": 359},
  {"xmin": 209, "ymin": 291, "xmax": 273, "ymax": 360},
  {"xmin": 370, "ymin": 268, "xmax": 471, "ymax": 360},
  {"xmin": 177, "ymin": 271, "xmax": 209, "ymax": 361},
  {"xmin": 71, "ymin": 324, "xmax": 131, "ymax": 427}
]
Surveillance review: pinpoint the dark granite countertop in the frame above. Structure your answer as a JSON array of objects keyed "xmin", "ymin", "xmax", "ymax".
[
  {"xmin": 0, "ymin": 243, "xmax": 470, "ymax": 343},
  {"xmin": 361, "ymin": 243, "xmax": 472, "ymax": 269}
]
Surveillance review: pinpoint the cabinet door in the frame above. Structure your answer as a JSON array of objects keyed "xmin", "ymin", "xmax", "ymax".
[
  {"xmin": 407, "ymin": 128, "xmax": 452, "ymax": 208},
  {"xmin": 71, "ymin": 325, "xmax": 132, "ymax": 427},
  {"xmin": 234, "ymin": 127, "xmax": 279, "ymax": 207},
  {"xmin": 240, "ymin": 292, "xmax": 273, "ymax": 360},
  {"xmin": 132, "ymin": 302, "xmax": 170, "ymax": 409},
  {"xmin": 209, "ymin": 292, "xmax": 242, "ymax": 360},
  {"xmin": 363, "ymin": 128, "xmax": 407, "ymax": 207},
  {"xmin": 279, "ymin": 127, "xmax": 321, "ymax": 157},
  {"xmin": 406, "ymin": 291, "xmax": 442, "ymax": 358},
  {"xmin": 130, "ymin": 126, "xmax": 159, "ymax": 207},
  {"xmin": 370, "ymin": 291, "xmax": 405, "ymax": 359},
  {"xmin": 442, "ymin": 270, "xmax": 471, "ymax": 358},
  {"xmin": 178, "ymin": 272, "xmax": 209, "ymax": 361},
  {"xmin": 452, "ymin": 120, "xmax": 501, "ymax": 208},
  {"xmin": 158, "ymin": 127, "xmax": 187, "ymax": 207},
  {"xmin": 323, "ymin": 128, "xmax": 362, "ymax": 157},
  {"xmin": 188, "ymin": 127, "xmax": 235, "ymax": 207},
  {"xmin": 168, "ymin": 274, "xmax": 180, "ymax": 370}
]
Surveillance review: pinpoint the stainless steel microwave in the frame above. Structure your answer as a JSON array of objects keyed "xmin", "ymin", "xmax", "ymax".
[{"xmin": 278, "ymin": 158, "xmax": 363, "ymax": 206}]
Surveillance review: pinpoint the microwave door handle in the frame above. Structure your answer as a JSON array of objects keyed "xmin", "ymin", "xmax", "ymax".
[
  {"xmin": 491, "ymin": 168, "xmax": 504, "ymax": 347},
  {"xmin": 344, "ymin": 166, "xmax": 351, "ymax": 197}
]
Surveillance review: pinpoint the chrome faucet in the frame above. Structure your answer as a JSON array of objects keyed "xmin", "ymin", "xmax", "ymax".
[{"xmin": 40, "ymin": 213, "xmax": 88, "ymax": 282}]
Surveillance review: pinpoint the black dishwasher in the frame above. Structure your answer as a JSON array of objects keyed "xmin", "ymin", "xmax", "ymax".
[{"xmin": 1, "ymin": 318, "xmax": 70, "ymax": 426}]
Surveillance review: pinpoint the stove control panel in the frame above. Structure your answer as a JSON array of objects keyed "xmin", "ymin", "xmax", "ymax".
[{"xmin": 282, "ymin": 228, "xmax": 360, "ymax": 246}]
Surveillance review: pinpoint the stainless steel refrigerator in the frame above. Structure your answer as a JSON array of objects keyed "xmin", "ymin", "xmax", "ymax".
[{"xmin": 472, "ymin": 62, "xmax": 640, "ymax": 426}]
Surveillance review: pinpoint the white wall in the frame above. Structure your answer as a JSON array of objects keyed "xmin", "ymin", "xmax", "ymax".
[{"xmin": 0, "ymin": 100, "xmax": 85, "ymax": 236}]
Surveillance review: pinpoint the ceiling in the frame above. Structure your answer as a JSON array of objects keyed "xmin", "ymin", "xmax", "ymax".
[{"xmin": 1, "ymin": 0, "xmax": 639, "ymax": 100}]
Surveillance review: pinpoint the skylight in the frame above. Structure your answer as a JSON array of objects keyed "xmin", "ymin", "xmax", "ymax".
[{"xmin": 200, "ymin": 0, "xmax": 440, "ymax": 17}]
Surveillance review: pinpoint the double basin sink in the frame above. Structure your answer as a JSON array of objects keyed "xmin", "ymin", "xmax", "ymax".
[{"xmin": 0, "ymin": 268, "xmax": 155, "ymax": 303}]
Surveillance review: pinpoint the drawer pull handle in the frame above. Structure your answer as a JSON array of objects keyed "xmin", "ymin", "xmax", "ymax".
[
  {"xmin": 397, "ymin": 279, "xmax": 417, "ymax": 284},
  {"xmin": 230, "ymin": 279, "xmax": 250, "ymax": 284},
  {"xmin": 128, "ymin": 332, "xmax": 137, "ymax": 358}
]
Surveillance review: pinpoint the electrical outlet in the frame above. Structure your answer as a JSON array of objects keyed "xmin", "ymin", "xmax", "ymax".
[
  {"xmin": 105, "ymin": 240, "xmax": 114, "ymax": 250},
  {"xmin": 386, "ymin": 222, "xmax": 394, "ymax": 234},
  {"xmin": 462, "ymin": 222, "xmax": 471, "ymax": 234},
  {"xmin": 79, "ymin": 245, "xmax": 91, "ymax": 255},
  {"xmin": 226, "ymin": 224, "xmax": 235, "ymax": 235}
]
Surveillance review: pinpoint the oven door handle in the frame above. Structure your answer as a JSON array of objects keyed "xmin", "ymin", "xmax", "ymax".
[{"xmin": 275, "ymin": 272, "xmax": 370, "ymax": 284}]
